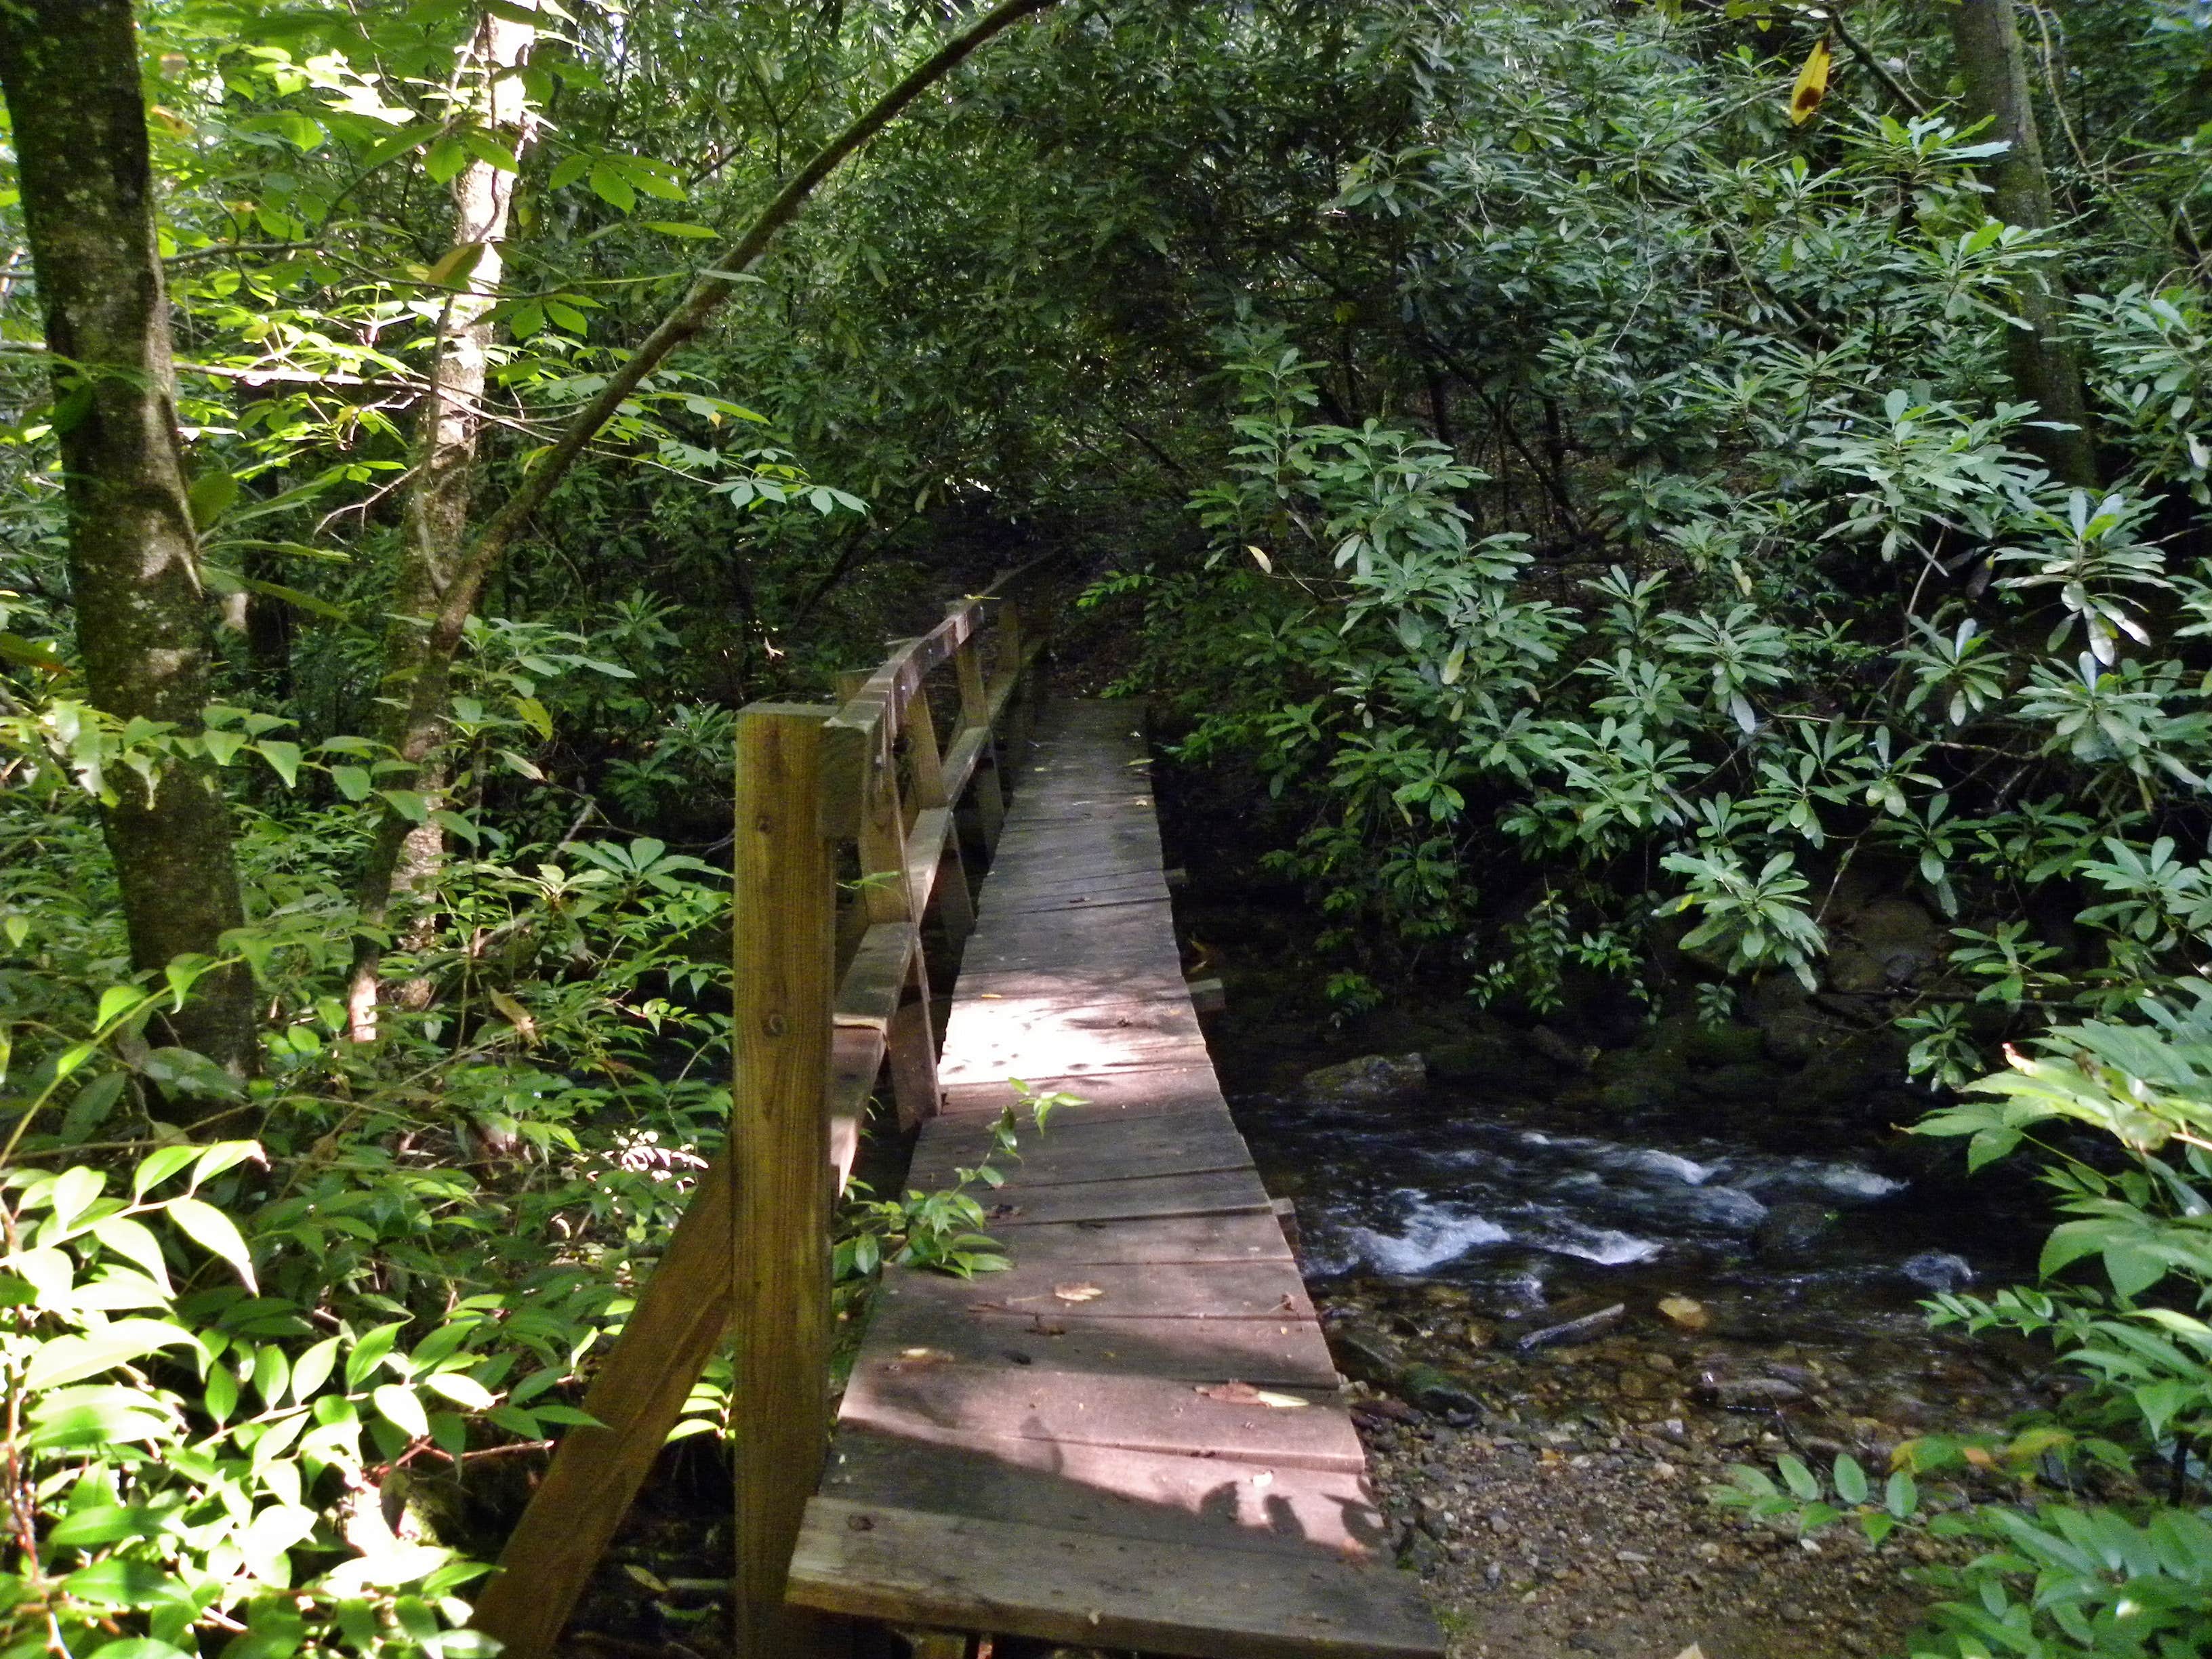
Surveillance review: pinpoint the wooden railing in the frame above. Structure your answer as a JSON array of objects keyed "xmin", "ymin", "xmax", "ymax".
[{"xmin": 469, "ymin": 562, "xmax": 1055, "ymax": 1659}]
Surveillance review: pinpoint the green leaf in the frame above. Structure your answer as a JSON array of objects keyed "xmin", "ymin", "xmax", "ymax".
[
  {"xmin": 531, "ymin": 1404, "xmax": 606, "ymax": 1427},
  {"xmin": 588, "ymin": 157, "xmax": 636, "ymax": 212},
  {"xmin": 642, "ymin": 220, "xmax": 717, "ymax": 239},
  {"xmin": 164, "ymin": 1197, "xmax": 258, "ymax": 1291},
  {"xmin": 86, "ymin": 1641, "xmax": 193, "ymax": 1659},
  {"xmin": 132, "ymin": 1145, "xmax": 200, "ymax": 1197},
  {"xmin": 48, "ymin": 1505, "xmax": 171, "ymax": 1547},
  {"xmin": 27, "ymin": 1387, "xmax": 178, "ymax": 1449},
  {"xmin": 462, "ymin": 132, "xmax": 520, "ymax": 173},
  {"xmin": 2104, "ymin": 1242, "xmax": 2168, "ymax": 1299},
  {"xmin": 192, "ymin": 1141, "xmax": 262, "ymax": 1185},
  {"xmin": 324, "ymin": 763, "xmax": 371, "ymax": 800},
  {"xmin": 204, "ymin": 1363, "xmax": 239, "ymax": 1425},
  {"xmin": 1885, "ymin": 1470, "xmax": 1917, "ymax": 1519},
  {"xmin": 62, "ymin": 1073, "xmax": 129, "ymax": 1144},
  {"xmin": 254, "ymin": 740, "xmax": 302, "ymax": 787},
  {"xmin": 252, "ymin": 1341, "xmax": 289, "ymax": 1407},
  {"xmin": 373, "ymin": 1382, "xmax": 430, "ymax": 1441},
  {"xmin": 200, "ymin": 728, "xmax": 249, "ymax": 766},
  {"xmin": 89, "ymin": 1215, "xmax": 171, "ymax": 1292},
  {"xmin": 98, "ymin": 985, "xmax": 148, "ymax": 1029},
  {"xmin": 188, "ymin": 469, "xmax": 239, "ymax": 530},
  {"xmin": 346, "ymin": 1322, "xmax": 408, "ymax": 1387},
  {"xmin": 26, "ymin": 1320, "xmax": 205, "ymax": 1389},
  {"xmin": 61, "ymin": 1559, "xmax": 183, "ymax": 1610},
  {"xmin": 0, "ymin": 631, "xmax": 67, "ymax": 674},
  {"xmin": 141, "ymin": 1047, "xmax": 245, "ymax": 1101},
  {"xmin": 1778, "ymin": 1454, "xmax": 1821, "ymax": 1500},
  {"xmin": 291, "ymin": 1335, "xmax": 341, "ymax": 1404},
  {"xmin": 1832, "ymin": 1453, "xmax": 1868, "ymax": 1505},
  {"xmin": 377, "ymin": 788, "xmax": 430, "ymax": 823},
  {"xmin": 423, "ymin": 1370, "xmax": 495, "ymax": 1411},
  {"xmin": 548, "ymin": 154, "xmax": 590, "ymax": 191},
  {"xmin": 48, "ymin": 1166, "xmax": 104, "ymax": 1228},
  {"xmin": 425, "ymin": 136, "xmax": 468, "ymax": 185},
  {"xmin": 625, "ymin": 164, "xmax": 687, "ymax": 202}
]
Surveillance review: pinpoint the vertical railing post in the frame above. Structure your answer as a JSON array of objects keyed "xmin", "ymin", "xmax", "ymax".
[{"xmin": 729, "ymin": 703, "xmax": 838, "ymax": 1659}]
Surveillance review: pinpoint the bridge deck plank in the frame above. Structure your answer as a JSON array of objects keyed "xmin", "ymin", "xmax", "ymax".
[{"xmin": 787, "ymin": 701, "xmax": 1441, "ymax": 1658}]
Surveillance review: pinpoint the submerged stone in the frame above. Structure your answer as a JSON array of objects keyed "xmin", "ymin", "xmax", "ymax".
[
  {"xmin": 1900, "ymin": 1250, "xmax": 1975, "ymax": 1293},
  {"xmin": 1296, "ymin": 1051, "xmax": 1429, "ymax": 1105},
  {"xmin": 1398, "ymin": 1362, "xmax": 1486, "ymax": 1416}
]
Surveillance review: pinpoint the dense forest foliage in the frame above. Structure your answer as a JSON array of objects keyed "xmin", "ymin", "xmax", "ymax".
[{"xmin": 5, "ymin": 1, "xmax": 2212, "ymax": 1655}]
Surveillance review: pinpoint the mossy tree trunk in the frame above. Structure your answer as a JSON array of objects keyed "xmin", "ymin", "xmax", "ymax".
[
  {"xmin": 1952, "ymin": 0, "xmax": 2101, "ymax": 489},
  {"xmin": 0, "ymin": 0, "xmax": 257, "ymax": 1089}
]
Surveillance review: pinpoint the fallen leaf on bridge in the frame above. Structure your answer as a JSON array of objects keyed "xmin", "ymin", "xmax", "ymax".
[{"xmin": 1195, "ymin": 1380, "xmax": 1311, "ymax": 1409}]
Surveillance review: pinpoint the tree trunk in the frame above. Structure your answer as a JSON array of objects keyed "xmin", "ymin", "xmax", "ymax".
[
  {"xmin": 1951, "ymin": 0, "xmax": 2100, "ymax": 488},
  {"xmin": 0, "ymin": 0, "xmax": 257, "ymax": 1086},
  {"xmin": 348, "ymin": 0, "xmax": 1063, "ymax": 962},
  {"xmin": 349, "ymin": 9, "xmax": 536, "ymax": 1041}
]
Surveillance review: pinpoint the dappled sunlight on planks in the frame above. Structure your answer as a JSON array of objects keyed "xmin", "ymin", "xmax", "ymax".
[{"xmin": 787, "ymin": 702, "xmax": 1443, "ymax": 1658}]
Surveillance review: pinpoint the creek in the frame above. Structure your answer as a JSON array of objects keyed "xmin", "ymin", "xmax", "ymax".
[{"xmin": 1232, "ymin": 1084, "xmax": 2029, "ymax": 1350}]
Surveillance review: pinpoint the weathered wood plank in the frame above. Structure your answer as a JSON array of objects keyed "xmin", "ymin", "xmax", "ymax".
[
  {"xmin": 834, "ymin": 922, "xmax": 916, "ymax": 1034},
  {"xmin": 787, "ymin": 1500, "xmax": 1443, "ymax": 1659},
  {"xmin": 817, "ymin": 1431, "xmax": 1382, "ymax": 1557},
  {"xmin": 937, "ymin": 1062, "xmax": 1228, "ymax": 1119},
  {"xmin": 944, "ymin": 965, "xmax": 1193, "ymax": 1008},
  {"xmin": 838, "ymin": 1361, "xmax": 1361, "ymax": 1469},
  {"xmin": 975, "ymin": 865, "xmax": 1168, "ymax": 903},
  {"xmin": 977, "ymin": 1165, "xmax": 1275, "ymax": 1226},
  {"xmin": 880, "ymin": 1256, "xmax": 1317, "ymax": 1324},
  {"xmin": 905, "ymin": 1116, "xmax": 1253, "ymax": 1193},
  {"xmin": 860, "ymin": 1294, "xmax": 1334, "ymax": 1388},
  {"xmin": 970, "ymin": 1210, "xmax": 1296, "ymax": 1267}
]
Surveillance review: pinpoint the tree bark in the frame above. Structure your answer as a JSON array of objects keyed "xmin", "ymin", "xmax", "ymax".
[
  {"xmin": 349, "ymin": 7, "xmax": 537, "ymax": 1042},
  {"xmin": 351, "ymin": 0, "xmax": 1064, "ymax": 936},
  {"xmin": 1951, "ymin": 0, "xmax": 2100, "ymax": 488},
  {"xmin": 0, "ymin": 0, "xmax": 257, "ymax": 1085}
]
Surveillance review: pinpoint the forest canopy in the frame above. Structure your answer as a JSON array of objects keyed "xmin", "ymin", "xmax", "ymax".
[{"xmin": 5, "ymin": 1, "xmax": 2212, "ymax": 1657}]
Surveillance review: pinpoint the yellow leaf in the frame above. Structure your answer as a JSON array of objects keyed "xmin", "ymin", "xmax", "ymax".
[
  {"xmin": 1053, "ymin": 1282, "xmax": 1104, "ymax": 1303},
  {"xmin": 424, "ymin": 241, "xmax": 486, "ymax": 287},
  {"xmin": 1789, "ymin": 39, "xmax": 1832, "ymax": 125},
  {"xmin": 487, "ymin": 988, "xmax": 538, "ymax": 1046}
]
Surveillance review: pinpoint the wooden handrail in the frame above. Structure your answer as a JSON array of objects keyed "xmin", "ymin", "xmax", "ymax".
[{"xmin": 469, "ymin": 558, "xmax": 1061, "ymax": 1659}]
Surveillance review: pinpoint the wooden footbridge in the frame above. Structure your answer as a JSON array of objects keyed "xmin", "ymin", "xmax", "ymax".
[{"xmin": 471, "ymin": 571, "xmax": 1442, "ymax": 1659}]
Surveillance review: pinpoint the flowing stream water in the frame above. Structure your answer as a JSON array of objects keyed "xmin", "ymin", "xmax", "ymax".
[{"xmin": 1231, "ymin": 1084, "xmax": 2033, "ymax": 1346}]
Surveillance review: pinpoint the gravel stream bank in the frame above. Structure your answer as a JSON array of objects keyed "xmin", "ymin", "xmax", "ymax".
[{"xmin": 1331, "ymin": 1280, "xmax": 2037, "ymax": 1659}]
